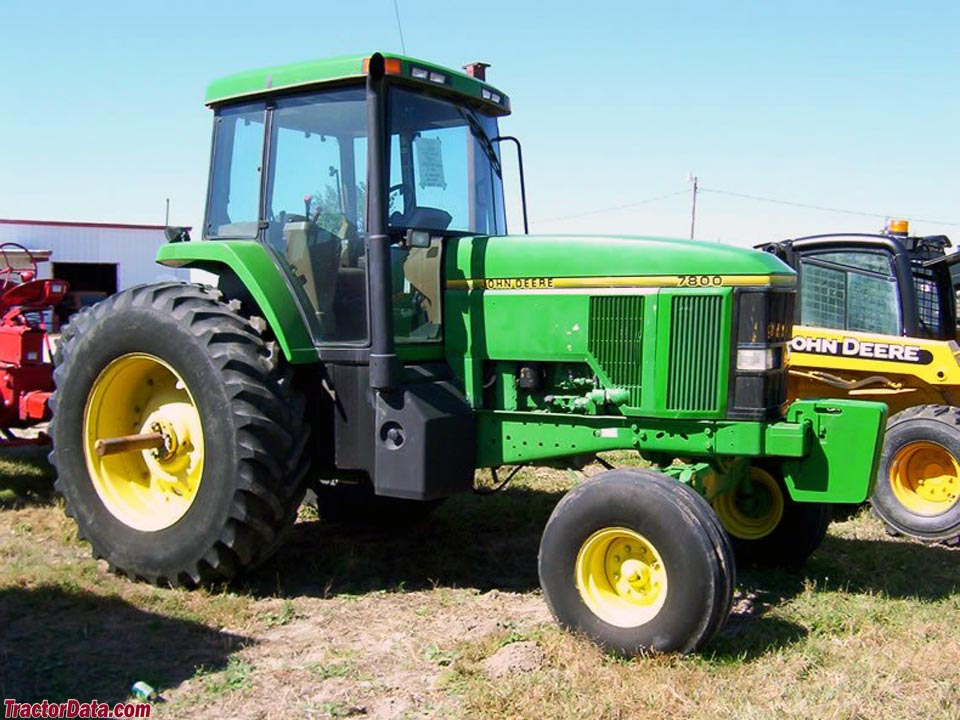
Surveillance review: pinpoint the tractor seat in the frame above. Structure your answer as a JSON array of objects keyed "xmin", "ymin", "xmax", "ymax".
[{"xmin": 0, "ymin": 279, "xmax": 69, "ymax": 311}]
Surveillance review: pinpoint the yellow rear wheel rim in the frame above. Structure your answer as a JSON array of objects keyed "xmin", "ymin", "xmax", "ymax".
[
  {"xmin": 575, "ymin": 527, "xmax": 668, "ymax": 628},
  {"xmin": 713, "ymin": 467, "xmax": 785, "ymax": 540},
  {"xmin": 83, "ymin": 353, "xmax": 205, "ymax": 532},
  {"xmin": 890, "ymin": 440, "xmax": 960, "ymax": 516}
]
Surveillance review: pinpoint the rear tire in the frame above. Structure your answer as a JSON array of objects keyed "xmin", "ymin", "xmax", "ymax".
[
  {"xmin": 538, "ymin": 469, "xmax": 734, "ymax": 655},
  {"xmin": 50, "ymin": 283, "xmax": 310, "ymax": 586},
  {"xmin": 712, "ymin": 464, "xmax": 829, "ymax": 568},
  {"xmin": 872, "ymin": 405, "xmax": 960, "ymax": 543}
]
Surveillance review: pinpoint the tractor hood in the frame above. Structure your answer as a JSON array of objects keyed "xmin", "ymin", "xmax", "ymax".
[{"xmin": 446, "ymin": 234, "xmax": 795, "ymax": 288}]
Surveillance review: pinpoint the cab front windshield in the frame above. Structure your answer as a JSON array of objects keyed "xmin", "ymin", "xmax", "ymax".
[
  {"xmin": 203, "ymin": 82, "xmax": 504, "ymax": 346},
  {"xmin": 387, "ymin": 87, "xmax": 505, "ymax": 236}
]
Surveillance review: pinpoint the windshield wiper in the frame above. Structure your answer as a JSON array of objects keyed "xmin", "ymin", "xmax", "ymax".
[{"xmin": 458, "ymin": 108, "xmax": 502, "ymax": 176}]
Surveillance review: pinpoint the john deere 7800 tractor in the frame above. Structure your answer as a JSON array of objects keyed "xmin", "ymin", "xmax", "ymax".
[
  {"xmin": 763, "ymin": 220, "xmax": 960, "ymax": 543},
  {"xmin": 51, "ymin": 53, "xmax": 886, "ymax": 655}
]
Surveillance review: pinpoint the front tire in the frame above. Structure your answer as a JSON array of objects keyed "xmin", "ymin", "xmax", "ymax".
[
  {"xmin": 539, "ymin": 469, "xmax": 734, "ymax": 655},
  {"xmin": 872, "ymin": 405, "xmax": 960, "ymax": 543},
  {"xmin": 51, "ymin": 283, "xmax": 310, "ymax": 585}
]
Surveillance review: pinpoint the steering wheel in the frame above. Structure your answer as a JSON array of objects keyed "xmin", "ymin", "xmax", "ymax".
[{"xmin": 0, "ymin": 242, "xmax": 37, "ymax": 287}]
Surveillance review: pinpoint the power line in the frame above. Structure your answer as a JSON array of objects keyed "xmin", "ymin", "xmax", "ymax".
[
  {"xmin": 393, "ymin": 0, "xmax": 406, "ymax": 54},
  {"xmin": 534, "ymin": 190, "xmax": 688, "ymax": 225},
  {"xmin": 531, "ymin": 183, "xmax": 960, "ymax": 230},
  {"xmin": 700, "ymin": 187, "xmax": 960, "ymax": 227}
]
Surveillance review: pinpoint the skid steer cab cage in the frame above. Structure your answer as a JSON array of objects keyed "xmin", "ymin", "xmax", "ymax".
[{"xmin": 761, "ymin": 232, "xmax": 958, "ymax": 341}]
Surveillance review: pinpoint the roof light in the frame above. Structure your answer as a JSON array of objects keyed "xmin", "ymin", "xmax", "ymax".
[
  {"xmin": 361, "ymin": 56, "xmax": 402, "ymax": 75},
  {"xmin": 481, "ymin": 88, "xmax": 501, "ymax": 103},
  {"xmin": 410, "ymin": 66, "xmax": 445, "ymax": 83},
  {"xmin": 384, "ymin": 57, "xmax": 402, "ymax": 75},
  {"xmin": 888, "ymin": 218, "xmax": 909, "ymax": 236}
]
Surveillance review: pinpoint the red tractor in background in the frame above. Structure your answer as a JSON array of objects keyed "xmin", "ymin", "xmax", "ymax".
[{"xmin": 0, "ymin": 242, "xmax": 68, "ymax": 445}]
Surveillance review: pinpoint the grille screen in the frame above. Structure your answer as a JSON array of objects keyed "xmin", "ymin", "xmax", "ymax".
[
  {"xmin": 587, "ymin": 296, "xmax": 644, "ymax": 407},
  {"xmin": 800, "ymin": 263, "xmax": 845, "ymax": 329},
  {"xmin": 667, "ymin": 295, "xmax": 724, "ymax": 412}
]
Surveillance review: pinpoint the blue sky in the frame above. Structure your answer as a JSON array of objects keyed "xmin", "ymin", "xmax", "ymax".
[{"xmin": 2, "ymin": 0, "xmax": 958, "ymax": 247}]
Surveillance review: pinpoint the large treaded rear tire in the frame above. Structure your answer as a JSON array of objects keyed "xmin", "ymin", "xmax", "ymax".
[
  {"xmin": 872, "ymin": 405, "xmax": 960, "ymax": 543},
  {"xmin": 539, "ymin": 469, "xmax": 735, "ymax": 655},
  {"xmin": 50, "ymin": 283, "xmax": 310, "ymax": 586}
]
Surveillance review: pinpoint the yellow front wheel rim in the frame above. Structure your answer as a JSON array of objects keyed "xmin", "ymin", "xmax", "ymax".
[
  {"xmin": 83, "ymin": 353, "xmax": 205, "ymax": 532},
  {"xmin": 713, "ymin": 467, "xmax": 785, "ymax": 540},
  {"xmin": 575, "ymin": 527, "xmax": 668, "ymax": 628},
  {"xmin": 890, "ymin": 440, "xmax": 960, "ymax": 516}
]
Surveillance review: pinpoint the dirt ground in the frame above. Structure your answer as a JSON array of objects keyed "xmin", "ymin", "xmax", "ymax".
[{"xmin": 2, "ymin": 449, "xmax": 959, "ymax": 719}]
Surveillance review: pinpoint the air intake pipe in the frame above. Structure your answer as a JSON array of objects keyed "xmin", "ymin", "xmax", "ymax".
[{"xmin": 365, "ymin": 53, "xmax": 400, "ymax": 391}]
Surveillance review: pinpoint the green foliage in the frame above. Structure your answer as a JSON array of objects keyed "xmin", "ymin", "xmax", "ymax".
[{"xmin": 197, "ymin": 657, "xmax": 253, "ymax": 696}]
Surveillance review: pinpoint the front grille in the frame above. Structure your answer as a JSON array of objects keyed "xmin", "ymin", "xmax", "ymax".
[
  {"xmin": 587, "ymin": 295, "xmax": 644, "ymax": 407},
  {"xmin": 666, "ymin": 295, "xmax": 724, "ymax": 412}
]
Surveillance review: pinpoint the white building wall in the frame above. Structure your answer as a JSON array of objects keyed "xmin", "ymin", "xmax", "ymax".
[{"xmin": 0, "ymin": 221, "xmax": 191, "ymax": 286}]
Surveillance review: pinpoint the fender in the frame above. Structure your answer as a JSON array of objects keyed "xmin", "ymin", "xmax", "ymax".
[{"xmin": 157, "ymin": 241, "xmax": 319, "ymax": 363}]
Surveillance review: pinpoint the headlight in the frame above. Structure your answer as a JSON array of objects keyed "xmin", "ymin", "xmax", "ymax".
[{"xmin": 736, "ymin": 347, "xmax": 781, "ymax": 372}]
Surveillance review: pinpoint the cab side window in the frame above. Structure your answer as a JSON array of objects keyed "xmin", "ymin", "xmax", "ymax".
[
  {"xmin": 799, "ymin": 251, "xmax": 902, "ymax": 335},
  {"xmin": 390, "ymin": 238, "xmax": 444, "ymax": 343}
]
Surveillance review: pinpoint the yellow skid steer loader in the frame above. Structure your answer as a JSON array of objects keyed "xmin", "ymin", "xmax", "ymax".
[{"xmin": 761, "ymin": 220, "xmax": 960, "ymax": 543}]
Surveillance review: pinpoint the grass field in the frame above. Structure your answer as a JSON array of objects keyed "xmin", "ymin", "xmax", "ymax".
[{"xmin": 1, "ymin": 448, "xmax": 959, "ymax": 719}]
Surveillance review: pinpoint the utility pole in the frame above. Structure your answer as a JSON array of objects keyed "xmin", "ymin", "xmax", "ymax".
[
  {"xmin": 165, "ymin": 198, "xmax": 170, "ymax": 227},
  {"xmin": 688, "ymin": 175, "xmax": 698, "ymax": 239}
]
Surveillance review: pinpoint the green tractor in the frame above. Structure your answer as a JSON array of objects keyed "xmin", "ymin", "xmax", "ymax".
[{"xmin": 51, "ymin": 53, "xmax": 887, "ymax": 656}]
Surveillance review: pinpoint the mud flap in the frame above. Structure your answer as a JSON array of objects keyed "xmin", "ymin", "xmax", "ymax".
[{"xmin": 780, "ymin": 399, "xmax": 888, "ymax": 503}]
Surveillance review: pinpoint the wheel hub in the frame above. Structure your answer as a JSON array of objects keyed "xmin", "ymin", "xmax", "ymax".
[
  {"xmin": 150, "ymin": 419, "xmax": 177, "ymax": 459},
  {"xmin": 890, "ymin": 441, "xmax": 960, "ymax": 516},
  {"xmin": 576, "ymin": 527, "xmax": 668, "ymax": 628},
  {"xmin": 83, "ymin": 353, "xmax": 205, "ymax": 532},
  {"xmin": 712, "ymin": 466, "xmax": 785, "ymax": 540}
]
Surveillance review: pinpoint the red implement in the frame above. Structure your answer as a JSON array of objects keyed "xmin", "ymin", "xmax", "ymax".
[{"xmin": 0, "ymin": 242, "xmax": 69, "ymax": 445}]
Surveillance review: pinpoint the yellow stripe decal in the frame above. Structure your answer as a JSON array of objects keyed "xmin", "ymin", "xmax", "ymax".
[{"xmin": 446, "ymin": 274, "xmax": 795, "ymax": 291}]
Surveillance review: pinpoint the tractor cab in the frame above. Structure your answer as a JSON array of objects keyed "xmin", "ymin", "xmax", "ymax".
[
  {"xmin": 201, "ymin": 54, "xmax": 509, "ymax": 356},
  {"xmin": 760, "ymin": 219, "xmax": 958, "ymax": 341}
]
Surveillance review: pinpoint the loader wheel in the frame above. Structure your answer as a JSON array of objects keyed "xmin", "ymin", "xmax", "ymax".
[
  {"xmin": 539, "ymin": 469, "xmax": 734, "ymax": 655},
  {"xmin": 712, "ymin": 465, "xmax": 829, "ymax": 568},
  {"xmin": 873, "ymin": 405, "xmax": 960, "ymax": 543},
  {"xmin": 50, "ymin": 283, "xmax": 310, "ymax": 586}
]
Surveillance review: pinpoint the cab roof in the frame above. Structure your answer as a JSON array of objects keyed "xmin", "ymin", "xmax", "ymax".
[{"xmin": 204, "ymin": 52, "xmax": 511, "ymax": 115}]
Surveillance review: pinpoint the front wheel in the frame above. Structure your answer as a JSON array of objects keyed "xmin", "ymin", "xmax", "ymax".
[
  {"xmin": 711, "ymin": 464, "xmax": 829, "ymax": 568},
  {"xmin": 51, "ymin": 283, "xmax": 310, "ymax": 586},
  {"xmin": 539, "ymin": 469, "xmax": 734, "ymax": 655}
]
